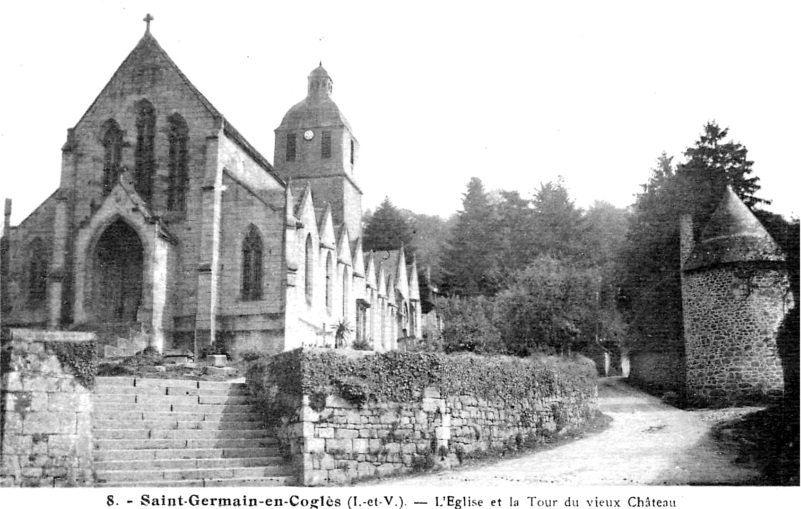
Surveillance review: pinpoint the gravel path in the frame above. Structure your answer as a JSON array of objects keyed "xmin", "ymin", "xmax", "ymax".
[{"xmin": 368, "ymin": 377, "xmax": 763, "ymax": 486}]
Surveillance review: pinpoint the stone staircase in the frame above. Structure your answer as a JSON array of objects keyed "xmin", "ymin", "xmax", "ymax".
[{"xmin": 92, "ymin": 377, "xmax": 295, "ymax": 487}]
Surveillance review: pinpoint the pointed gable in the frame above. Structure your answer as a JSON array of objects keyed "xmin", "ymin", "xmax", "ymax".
[
  {"xmin": 395, "ymin": 247, "xmax": 409, "ymax": 299},
  {"xmin": 296, "ymin": 184, "xmax": 318, "ymax": 238},
  {"xmin": 408, "ymin": 255, "xmax": 420, "ymax": 301},
  {"xmin": 336, "ymin": 226, "xmax": 352, "ymax": 266},
  {"xmin": 318, "ymin": 205, "xmax": 336, "ymax": 249},
  {"xmin": 352, "ymin": 238, "xmax": 365, "ymax": 277},
  {"xmin": 376, "ymin": 260, "xmax": 387, "ymax": 298},
  {"xmin": 365, "ymin": 252, "xmax": 377, "ymax": 290},
  {"xmin": 76, "ymin": 30, "xmax": 281, "ymax": 183},
  {"xmin": 684, "ymin": 186, "xmax": 785, "ymax": 271}
]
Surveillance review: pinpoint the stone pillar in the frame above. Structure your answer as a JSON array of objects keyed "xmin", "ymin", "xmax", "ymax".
[
  {"xmin": 194, "ymin": 132, "xmax": 222, "ymax": 358},
  {"xmin": 48, "ymin": 192, "xmax": 70, "ymax": 329}
]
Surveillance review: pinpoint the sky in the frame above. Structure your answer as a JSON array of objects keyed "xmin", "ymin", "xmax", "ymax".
[{"xmin": 0, "ymin": 0, "xmax": 799, "ymax": 230}]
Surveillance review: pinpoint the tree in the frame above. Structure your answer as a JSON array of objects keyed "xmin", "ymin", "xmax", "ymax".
[
  {"xmin": 440, "ymin": 178, "xmax": 502, "ymax": 296},
  {"xmin": 495, "ymin": 190, "xmax": 536, "ymax": 281},
  {"xmin": 530, "ymin": 177, "xmax": 586, "ymax": 262},
  {"xmin": 363, "ymin": 197, "xmax": 415, "ymax": 256},
  {"xmin": 619, "ymin": 123, "xmax": 768, "ymax": 351},
  {"xmin": 494, "ymin": 256, "xmax": 601, "ymax": 356},
  {"xmin": 618, "ymin": 153, "xmax": 684, "ymax": 350},
  {"xmin": 676, "ymin": 121, "xmax": 768, "ymax": 236},
  {"xmin": 437, "ymin": 296, "xmax": 504, "ymax": 354}
]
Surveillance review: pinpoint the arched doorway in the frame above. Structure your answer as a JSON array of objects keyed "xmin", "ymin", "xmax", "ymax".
[{"xmin": 92, "ymin": 219, "xmax": 144, "ymax": 323}]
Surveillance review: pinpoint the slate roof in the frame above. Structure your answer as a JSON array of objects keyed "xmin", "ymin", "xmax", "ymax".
[{"xmin": 684, "ymin": 186, "xmax": 785, "ymax": 271}]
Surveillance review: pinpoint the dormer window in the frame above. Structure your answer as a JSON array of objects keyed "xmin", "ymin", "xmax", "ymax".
[{"xmin": 322, "ymin": 131, "xmax": 331, "ymax": 159}]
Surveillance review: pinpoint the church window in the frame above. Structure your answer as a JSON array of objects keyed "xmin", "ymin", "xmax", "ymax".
[
  {"xmin": 286, "ymin": 133, "xmax": 296, "ymax": 162},
  {"xmin": 305, "ymin": 234, "xmax": 314, "ymax": 305},
  {"xmin": 241, "ymin": 225, "xmax": 263, "ymax": 301},
  {"xmin": 167, "ymin": 114, "xmax": 189, "ymax": 211},
  {"xmin": 322, "ymin": 131, "xmax": 331, "ymax": 159},
  {"xmin": 134, "ymin": 100, "xmax": 156, "ymax": 202},
  {"xmin": 102, "ymin": 120, "xmax": 123, "ymax": 196},
  {"xmin": 28, "ymin": 237, "xmax": 47, "ymax": 304},
  {"xmin": 325, "ymin": 251, "xmax": 333, "ymax": 314},
  {"xmin": 350, "ymin": 139, "xmax": 355, "ymax": 166}
]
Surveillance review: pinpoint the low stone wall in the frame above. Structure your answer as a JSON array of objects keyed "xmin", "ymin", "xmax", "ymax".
[
  {"xmin": 248, "ymin": 349, "xmax": 598, "ymax": 486},
  {"xmin": 0, "ymin": 329, "xmax": 96, "ymax": 487}
]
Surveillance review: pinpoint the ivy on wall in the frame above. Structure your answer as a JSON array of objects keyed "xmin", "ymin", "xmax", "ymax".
[
  {"xmin": 248, "ymin": 349, "xmax": 597, "ymax": 412},
  {"xmin": 44, "ymin": 341, "xmax": 97, "ymax": 389}
]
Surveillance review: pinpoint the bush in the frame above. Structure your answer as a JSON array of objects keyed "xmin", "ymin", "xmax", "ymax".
[
  {"xmin": 247, "ymin": 348, "xmax": 597, "ymax": 415},
  {"xmin": 437, "ymin": 296, "xmax": 504, "ymax": 354}
]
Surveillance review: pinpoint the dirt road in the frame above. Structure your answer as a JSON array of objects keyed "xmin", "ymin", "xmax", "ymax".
[{"xmin": 370, "ymin": 377, "xmax": 763, "ymax": 486}]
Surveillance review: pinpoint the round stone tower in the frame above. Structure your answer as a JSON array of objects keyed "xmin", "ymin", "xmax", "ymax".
[
  {"xmin": 680, "ymin": 186, "xmax": 793, "ymax": 404},
  {"xmin": 274, "ymin": 64, "xmax": 362, "ymax": 238}
]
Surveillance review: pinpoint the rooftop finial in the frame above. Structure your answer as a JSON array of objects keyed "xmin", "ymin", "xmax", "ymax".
[{"xmin": 143, "ymin": 13, "xmax": 154, "ymax": 34}]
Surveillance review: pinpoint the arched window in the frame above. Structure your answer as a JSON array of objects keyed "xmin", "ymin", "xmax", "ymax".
[
  {"xmin": 102, "ymin": 120, "xmax": 123, "ymax": 196},
  {"xmin": 28, "ymin": 237, "xmax": 48, "ymax": 304},
  {"xmin": 134, "ymin": 100, "xmax": 156, "ymax": 202},
  {"xmin": 241, "ymin": 226, "xmax": 263, "ymax": 301},
  {"xmin": 305, "ymin": 234, "xmax": 314, "ymax": 305},
  {"xmin": 325, "ymin": 251, "xmax": 333, "ymax": 314},
  {"xmin": 167, "ymin": 113, "xmax": 189, "ymax": 211}
]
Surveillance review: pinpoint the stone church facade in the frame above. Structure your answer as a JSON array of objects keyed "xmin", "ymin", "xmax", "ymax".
[
  {"xmin": 0, "ymin": 26, "xmax": 421, "ymax": 357},
  {"xmin": 680, "ymin": 186, "xmax": 793, "ymax": 404}
]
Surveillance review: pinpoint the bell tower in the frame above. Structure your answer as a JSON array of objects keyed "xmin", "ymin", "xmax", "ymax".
[{"xmin": 274, "ymin": 64, "xmax": 362, "ymax": 238}]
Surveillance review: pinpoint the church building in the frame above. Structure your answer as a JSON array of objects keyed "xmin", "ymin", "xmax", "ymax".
[{"xmin": 0, "ymin": 20, "xmax": 422, "ymax": 357}]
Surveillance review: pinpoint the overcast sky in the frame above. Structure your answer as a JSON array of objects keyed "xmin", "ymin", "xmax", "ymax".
[{"xmin": 1, "ymin": 0, "xmax": 798, "ymax": 230}]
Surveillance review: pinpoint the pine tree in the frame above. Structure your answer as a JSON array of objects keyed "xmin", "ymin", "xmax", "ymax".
[
  {"xmin": 440, "ymin": 177, "xmax": 501, "ymax": 296},
  {"xmin": 530, "ymin": 177, "xmax": 586, "ymax": 262},
  {"xmin": 362, "ymin": 197, "xmax": 415, "ymax": 256},
  {"xmin": 676, "ymin": 121, "xmax": 767, "ymax": 236}
]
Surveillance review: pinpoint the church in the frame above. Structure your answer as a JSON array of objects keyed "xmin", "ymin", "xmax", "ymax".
[{"xmin": 0, "ymin": 19, "xmax": 422, "ymax": 358}]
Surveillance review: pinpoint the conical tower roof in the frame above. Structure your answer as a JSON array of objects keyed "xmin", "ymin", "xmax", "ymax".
[{"xmin": 684, "ymin": 186, "xmax": 784, "ymax": 271}]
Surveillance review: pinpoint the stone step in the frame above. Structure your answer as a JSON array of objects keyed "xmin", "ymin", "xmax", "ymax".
[
  {"xmin": 94, "ymin": 428, "xmax": 272, "ymax": 440},
  {"xmin": 92, "ymin": 419, "xmax": 266, "ymax": 431},
  {"xmin": 94, "ymin": 437, "xmax": 278, "ymax": 450},
  {"xmin": 93, "ymin": 402, "xmax": 255, "ymax": 413},
  {"xmin": 94, "ymin": 385, "xmax": 250, "ymax": 397},
  {"xmin": 92, "ymin": 394, "xmax": 252, "ymax": 405},
  {"xmin": 93, "ymin": 447, "xmax": 279, "ymax": 462},
  {"xmin": 96, "ymin": 465, "xmax": 292, "ymax": 483},
  {"xmin": 94, "ymin": 455, "xmax": 285, "ymax": 471},
  {"xmin": 96, "ymin": 476, "xmax": 294, "ymax": 488},
  {"xmin": 94, "ymin": 410, "xmax": 262, "ymax": 422}
]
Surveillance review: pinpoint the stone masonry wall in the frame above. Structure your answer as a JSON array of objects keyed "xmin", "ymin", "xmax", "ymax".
[
  {"xmin": 273, "ymin": 384, "xmax": 596, "ymax": 486},
  {"xmin": 0, "ymin": 329, "xmax": 94, "ymax": 487},
  {"xmin": 683, "ymin": 266, "xmax": 793, "ymax": 404}
]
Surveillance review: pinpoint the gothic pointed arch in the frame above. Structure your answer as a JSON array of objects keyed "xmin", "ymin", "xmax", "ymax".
[
  {"xmin": 242, "ymin": 225, "xmax": 263, "ymax": 301},
  {"xmin": 101, "ymin": 119, "xmax": 124, "ymax": 196},
  {"xmin": 28, "ymin": 237, "xmax": 48, "ymax": 305},
  {"xmin": 167, "ymin": 113, "xmax": 189, "ymax": 211},
  {"xmin": 134, "ymin": 99, "xmax": 156, "ymax": 202}
]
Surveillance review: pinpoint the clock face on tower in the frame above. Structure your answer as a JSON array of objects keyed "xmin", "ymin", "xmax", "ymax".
[{"xmin": 303, "ymin": 130, "xmax": 314, "ymax": 141}]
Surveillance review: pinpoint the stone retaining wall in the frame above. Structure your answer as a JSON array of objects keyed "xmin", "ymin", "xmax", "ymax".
[
  {"xmin": 252, "ymin": 351, "xmax": 598, "ymax": 486},
  {"xmin": 0, "ymin": 329, "xmax": 95, "ymax": 487}
]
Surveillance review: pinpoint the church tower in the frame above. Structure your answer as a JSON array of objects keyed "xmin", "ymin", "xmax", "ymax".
[{"xmin": 274, "ymin": 65, "xmax": 362, "ymax": 238}]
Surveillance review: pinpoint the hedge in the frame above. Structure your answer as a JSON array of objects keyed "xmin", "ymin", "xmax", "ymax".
[{"xmin": 247, "ymin": 349, "xmax": 596, "ymax": 412}]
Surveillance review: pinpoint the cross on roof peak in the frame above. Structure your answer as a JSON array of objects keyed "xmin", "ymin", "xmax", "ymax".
[{"xmin": 143, "ymin": 13, "xmax": 154, "ymax": 33}]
